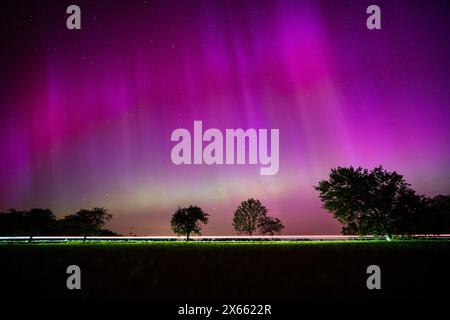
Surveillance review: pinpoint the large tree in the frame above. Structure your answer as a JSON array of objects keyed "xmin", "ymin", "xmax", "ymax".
[
  {"xmin": 232, "ymin": 198, "xmax": 268, "ymax": 235},
  {"xmin": 315, "ymin": 166, "xmax": 421, "ymax": 240},
  {"xmin": 171, "ymin": 205, "xmax": 209, "ymax": 240},
  {"xmin": 60, "ymin": 207, "xmax": 113, "ymax": 236}
]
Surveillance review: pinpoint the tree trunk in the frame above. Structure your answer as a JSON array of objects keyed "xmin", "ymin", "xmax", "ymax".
[{"xmin": 186, "ymin": 231, "xmax": 190, "ymax": 241}]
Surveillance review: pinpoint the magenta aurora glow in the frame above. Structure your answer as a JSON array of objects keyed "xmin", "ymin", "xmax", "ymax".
[{"xmin": 1, "ymin": 0, "xmax": 450, "ymax": 235}]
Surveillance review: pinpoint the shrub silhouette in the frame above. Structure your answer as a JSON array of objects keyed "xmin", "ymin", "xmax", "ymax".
[{"xmin": 258, "ymin": 216, "xmax": 284, "ymax": 235}]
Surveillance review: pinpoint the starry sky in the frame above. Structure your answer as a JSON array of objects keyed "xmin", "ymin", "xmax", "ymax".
[{"xmin": 1, "ymin": 0, "xmax": 449, "ymax": 235}]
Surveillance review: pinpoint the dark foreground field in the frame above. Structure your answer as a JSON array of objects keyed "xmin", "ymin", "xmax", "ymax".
[{"xmin": 0, "ymin": 240, "xmax": 449, "ymax": 300}]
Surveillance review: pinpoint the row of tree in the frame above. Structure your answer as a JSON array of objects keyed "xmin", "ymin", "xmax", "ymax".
[
  {"xmin": 0, "ymin": 207, "xmax": 115, "ymax": 236},
  {"xmin": 0, "ymin": 200, "xmax": 284, "ymax": 239},
  {"xmin": 1, "ymin": 166, "xmax": 448, "ymax": 239},
  {"xmin": 170, "ymin": 199, "xmax": 284, "ymax": 240},
  {"xmin": 315, "ymin": 166, "xmax": 450, "ymax": 240},
  {"xmin": 169, "ymin": 166, "xmax": 450, "ymax": 241}
]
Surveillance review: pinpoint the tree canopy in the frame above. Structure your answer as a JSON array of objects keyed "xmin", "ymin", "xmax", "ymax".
[
  {"xmin": 232, "ymin": 198, "xmax": 267, "ymax": 235},
  {"xmin": 258, "ymin": 216, "xmax": 284, "ymax": 235},
  {"xmin": 315, "ymin": 166, "xmax": 450, "ymax": 239},
  {"xmin": 170, "ymin": 205, "xmax": 209, "ymax": 240},
  {"xmin": 59, "ymin": 207, "xmax": 113, "ymax": 236},
  {"xmin": 232, "ymin": 198, "xmax": 284, "ymax": 235},
  {"xmin": 0, "ymin": 208, "xmax": 56, "ymax": 236}
]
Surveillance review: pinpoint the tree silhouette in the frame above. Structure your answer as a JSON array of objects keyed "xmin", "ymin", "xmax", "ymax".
[
  {"xmin": 232, "ymin": 198, "xmax": 268, "ymax": 235},
  {"xmin": 258, "ymin": 216, "xmax": 284, "ymax": 235},
  {"xmin": 315, "ymin": 166, "xmax": 420, "ymax": 240},
  {"xmin": 59, "ymin": 207, "xmax": 113, "ymax": 236},
  {"xmin": 0, "ymin": 207, "xmax": 116, "ymax": 236},
  {"xmin": 417, "ymin": 195, "xmax": 450, "ymax": 234},
  {"xmin": 27, "ymin": 208, "xmax": 58, "ymax": 235},
  {"xmin": 170, "ymin": 205, "xmax": 209, "ymax": 240},
  {"xmin": 0, "ymin": 208, "xmax": 56, "ymax": 236}
]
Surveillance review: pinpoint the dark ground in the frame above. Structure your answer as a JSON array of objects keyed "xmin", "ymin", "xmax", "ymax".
[{"xmin": 0, "ymin": 240, "xmax": 449, "ymax": 300}]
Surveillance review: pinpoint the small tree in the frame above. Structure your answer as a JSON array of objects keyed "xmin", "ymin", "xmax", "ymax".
[
  {"xmin": 171, "ymin": 205, "xmax": 209, "ymax": 240},
  {"xmin": 232, "ymin": 198, "xmax": 267, "ymax": 235},
  {"xmin": 258, "ymin": 216, "xmax": 284, "ymax": 235}
]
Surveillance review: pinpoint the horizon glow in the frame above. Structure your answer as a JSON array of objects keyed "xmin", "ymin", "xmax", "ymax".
[{"xmin": 1, "ymin": 0, "xmax": 450, "ymax": 235}]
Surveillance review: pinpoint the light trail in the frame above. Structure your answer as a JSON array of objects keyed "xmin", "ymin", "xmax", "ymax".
[{"xmin": 0, "ymin": 235, "xmax": 449, "ymax": 242}]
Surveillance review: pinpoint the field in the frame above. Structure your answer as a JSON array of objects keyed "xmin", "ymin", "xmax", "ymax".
[{"xmin": 0, "ymin": 240, "xmax": 449, "ymax": 300}]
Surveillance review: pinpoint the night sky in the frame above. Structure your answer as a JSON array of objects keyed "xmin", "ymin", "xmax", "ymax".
[{"xmin": 1, "ymin": 0, "xmax": 450, "ymax": 235}]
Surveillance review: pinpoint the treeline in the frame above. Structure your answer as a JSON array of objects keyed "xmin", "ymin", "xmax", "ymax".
[
  {"xmin": 1, "ymin": 166, "xmax": 449, "ymax": 239},
  {"xmin": 315, "ymin": 166, "xmax": 450, "ymax": 239},
  {"xmin": 0, "ymin": 207, "xmax": 116, "ymax": 236}
]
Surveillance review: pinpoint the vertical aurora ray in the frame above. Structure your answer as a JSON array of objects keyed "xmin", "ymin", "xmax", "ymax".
[{"xmin": 0, "ymin": 0, "xmax": 449, "ymax": 235}]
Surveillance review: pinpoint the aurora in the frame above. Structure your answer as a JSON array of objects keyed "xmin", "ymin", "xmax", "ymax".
[{"xmin": 0, "ymin": 0, "xmax": 449, "ymax": 235}]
